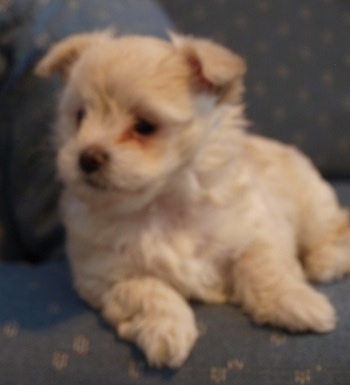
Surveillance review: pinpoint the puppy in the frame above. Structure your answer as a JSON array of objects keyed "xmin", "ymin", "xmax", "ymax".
[{"xmin": 36, "ymin": 31, "xmax": 350, "ymax": 368}]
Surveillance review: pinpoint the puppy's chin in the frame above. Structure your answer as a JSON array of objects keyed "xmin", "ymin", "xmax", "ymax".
[
  {"xmin": 83, "ymin": 176, "xmax": 120, "ymax": 192},
  {"xmin": 67, "ymin": 177, "xmax": 164, "ymax": 214}
]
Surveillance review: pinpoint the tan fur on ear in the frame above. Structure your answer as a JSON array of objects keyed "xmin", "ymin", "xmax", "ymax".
[
  {"xmin": 169, "ymin": 32, "xmax": 246, "ymax": 103},
  {"xmin": 35, "ymin": 30, "xmax": 114, "ymax": 80}
]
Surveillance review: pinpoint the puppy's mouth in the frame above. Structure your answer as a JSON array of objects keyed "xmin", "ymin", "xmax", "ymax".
[
  {"xmin": 84, "ymin": 176, "xmax": 117, "ymax": 192},
  {"xmin": 83, "ymin": 175, "xmax": 146, "ymax": 195}
]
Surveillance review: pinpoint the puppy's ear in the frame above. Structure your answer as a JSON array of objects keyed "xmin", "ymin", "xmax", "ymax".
[
  {"xmin": 169, "ymin": 33, "xmax": 246, "ymax": 103},
  {"xmin": 35, "ymin": 30, "xmax": 114, "ymax": 80}
]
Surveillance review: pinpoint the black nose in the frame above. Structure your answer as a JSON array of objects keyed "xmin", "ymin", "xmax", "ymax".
[{"xmin": 79, "ymin": 145, "xmax": 109, "ymax": 174}]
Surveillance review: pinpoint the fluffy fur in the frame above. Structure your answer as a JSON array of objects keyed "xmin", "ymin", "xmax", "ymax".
[{"xmin": 36, "ymin": 31, "xmax": 350, "ymax": 368}]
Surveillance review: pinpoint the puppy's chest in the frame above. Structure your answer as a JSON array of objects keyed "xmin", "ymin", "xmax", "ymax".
[{"xmin": 84, "ymin": 204, "xmax": 231, "ymax": 302}]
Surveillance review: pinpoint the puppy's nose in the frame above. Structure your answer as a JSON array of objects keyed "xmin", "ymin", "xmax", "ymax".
[{"xmin": 79, "ymin": 145, "xmax": 109, "ymax": 174}]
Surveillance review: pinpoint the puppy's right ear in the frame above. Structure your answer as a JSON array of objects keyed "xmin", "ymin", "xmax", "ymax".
[
  {"xmin": 35, "ymin": 30, "xmax": 114, "ymax": 80},
  {"xmin": 169, "ymin": 33, "xmax": 246, "ymax": 104}
]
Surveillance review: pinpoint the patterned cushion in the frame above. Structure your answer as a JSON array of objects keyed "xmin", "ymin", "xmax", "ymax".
[
  {"xmin": 0, "ymin": 0, "xmax": 173, "ymax": 262},
  {"xmin": 159, "ymin": 0, "xmax": 350, "ymax": 178}
]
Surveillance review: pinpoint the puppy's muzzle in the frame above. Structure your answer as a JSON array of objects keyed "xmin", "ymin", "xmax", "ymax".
[{"xmin": 79, "ymin": 145, "xmax": 109, "ymax": 174}]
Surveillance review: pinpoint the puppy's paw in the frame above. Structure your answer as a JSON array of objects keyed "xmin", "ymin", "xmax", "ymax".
[
  {"xmin": 257, "ymin": 285, "xmax": 337, "ymax": 333},
  {"xmin": 305, "ymin": 242, "xmax": 350, "ymax": 283},
  {"xmin": 101, "ymin": 278, "xmax": 199, "ymax": 367},
  {"xmin": 118, "ymin": 313, "xmax": 198, "ymax": 368}
]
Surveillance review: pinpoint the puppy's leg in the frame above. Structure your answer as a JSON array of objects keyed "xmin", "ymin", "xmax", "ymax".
[
  {"xmin": 303, "ymin": 227, "xmax": 350, "ymax": 283},
  {"xmin": 298, "ymin": 169, "xmax": 350, "ymax": 283},
  {"xmin": 101, "ymin": 276, "xmax": 198, "ymax": 368},
  {"xmin": 232, "ymin": 242, "xmax": 336, "ymax": 333}
]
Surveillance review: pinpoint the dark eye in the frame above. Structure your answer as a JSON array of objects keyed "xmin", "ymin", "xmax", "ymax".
[
  {"xmin": 75, "ymin": 108, "xmax": 86, "ymax": 126},
  {"xmin": 134, "ymin": 118, "xmax": 157, "ymax": 136}
]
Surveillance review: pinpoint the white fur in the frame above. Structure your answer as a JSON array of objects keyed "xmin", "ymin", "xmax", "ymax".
[{"xmin": 36, "ymin": 32, "xmax": 350, "ymax": 368}]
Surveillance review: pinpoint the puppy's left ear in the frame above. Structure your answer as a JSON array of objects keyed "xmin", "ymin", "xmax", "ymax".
[
  {"xmin": 169, "ymin": 33, "xmax": 246, "ymax": 103},
  {"xmin": 35, "ymin": 30, "xmax": 114, "ymax": 80}
]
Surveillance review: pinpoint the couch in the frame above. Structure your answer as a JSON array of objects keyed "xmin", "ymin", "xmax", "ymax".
[{"xmin": 1, "ymin": 1, "xmax": 349, "ymax": 384}]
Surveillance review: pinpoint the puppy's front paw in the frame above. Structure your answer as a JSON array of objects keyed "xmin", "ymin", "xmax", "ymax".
[
  {"xmin": 101, "ymin": 277, "xmax": 199, "ymax": 367},
  {"xmin": 118, "ymin": 313, "xmax": 198, "ymax": 368}
]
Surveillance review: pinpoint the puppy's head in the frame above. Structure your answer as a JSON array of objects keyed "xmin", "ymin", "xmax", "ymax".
[{"xmin": 36, "ymin": 31, "xmax": 246, "ymax": 211}]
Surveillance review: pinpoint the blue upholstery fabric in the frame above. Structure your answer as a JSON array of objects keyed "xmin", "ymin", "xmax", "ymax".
[{"xmin": 159, "ymin": 0, "xmax": 350, "ymax": 178}]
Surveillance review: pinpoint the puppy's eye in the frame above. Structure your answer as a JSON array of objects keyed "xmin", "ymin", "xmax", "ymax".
[
  {"xmin": 134, "ymin": 119, "xmax": 157, "ymax": 136},
  {"xmin": 75, "ymin": 108, "xmax": 86, "ymax": 126}
]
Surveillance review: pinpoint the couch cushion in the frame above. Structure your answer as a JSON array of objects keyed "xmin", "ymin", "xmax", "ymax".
[
  {"xmin": 0, "ymin": 257, "xmax": 349, "ymax": 385},
  {"xmin": 159, "ymin": 0, "xmax": 350, "ymax": 178},
  {"xmin": 332, "ymin": 181, "xmax": 350, "ymax": 206},
  {"xmin": 0, "ymin": 0, "xmax": 173, "ymax": 262}
]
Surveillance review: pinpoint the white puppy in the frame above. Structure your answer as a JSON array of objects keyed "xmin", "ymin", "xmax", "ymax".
[{"xmin": 36, "ymin": 31, "xmax": 350, "ymax": 368}]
